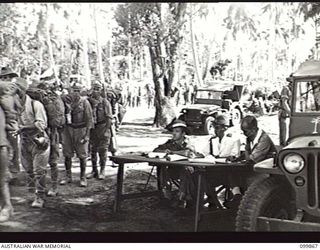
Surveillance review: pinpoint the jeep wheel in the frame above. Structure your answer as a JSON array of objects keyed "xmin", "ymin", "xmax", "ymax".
[
  {"xmin": 231, "ymin": 108, "xmax": 242, "ymax": 126},
  {"xmin": 236, "ymin": 176, "xmax": 296, "ymax": 231},
  {"xmin": 204, "ymin": 116, "xmax": 215, "ymax": 135}
]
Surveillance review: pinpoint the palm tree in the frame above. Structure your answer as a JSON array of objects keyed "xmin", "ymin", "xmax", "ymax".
[
  {"xmin": 223, "ymin": 4, "xmax": 258, "ymax": 81},
  {"xmin": 298, "ymin": 2, "xmax": 320, "ymax": 60}
]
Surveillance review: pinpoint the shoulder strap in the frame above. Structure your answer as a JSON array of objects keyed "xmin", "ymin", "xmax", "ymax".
[{"xmin": 30, "ymin": 98, "xmax": 36, "ymax": 116}]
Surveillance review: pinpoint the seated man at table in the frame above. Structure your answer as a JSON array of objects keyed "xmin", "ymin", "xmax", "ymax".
[
  {"xmin": 224, "ymin": 115, "xmax": 277, "ymax": 208},
  {"xmin": 153, "ymin": 119, "xmax": 199, "ymax": 208},
  {"xmin": 202, "ymin": 115, "xmax": 242, "ymax": 208}
]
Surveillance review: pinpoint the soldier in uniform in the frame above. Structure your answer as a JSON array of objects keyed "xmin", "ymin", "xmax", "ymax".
[
  {"xmin": 38, "ymin": 75, "xmax": 65, "ymax": 196},
  {"xmin": 0, "ymin": 100, "xmax": 13, "ymax": 221},
  {"xmin": 12, "ymin": 77, "xmax": 50, "ymax": 208},
  {"xmin": 60, "ymin": 82, "xmax": 94, "ymax": 187},
  {"xmin": 87, "ymin": 81, "xmax": 112, "ymax": 180},
  {"xmin": 153, "ymin": 120, "xmax": 199, "ymax": 208},
  {"xmin": 0, "ymin": 67, "xmax": 20, "ymax": 178},
  {"xmin": 278, "ymin": 75, "xmax": 293, "ymax": 146}
]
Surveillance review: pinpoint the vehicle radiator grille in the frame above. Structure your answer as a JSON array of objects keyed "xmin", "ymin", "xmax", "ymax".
[{"xmin": 306, "ymin": 153, "xmax": 320, "ymax": 208}]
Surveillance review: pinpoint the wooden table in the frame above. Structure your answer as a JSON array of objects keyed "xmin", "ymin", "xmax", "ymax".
[{"xmin": 109, "ymin": 154, "xmax": 253, "ymax": 232}]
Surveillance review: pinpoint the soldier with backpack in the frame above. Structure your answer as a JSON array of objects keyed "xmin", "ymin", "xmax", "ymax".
[
  {"xmin": 11, "ymin": 77, "xmax": 50, "ymax": 208},
  {"xmin": 60, "ymin": 82, "xmax": 94, "ymax": 187},
  {"xmin": 87, "ymin": 81, "xmax": 112, "ymax": 180},
  {"xmin": 28, "ymin": 75, "xmax": 66, "ymax": 196}
]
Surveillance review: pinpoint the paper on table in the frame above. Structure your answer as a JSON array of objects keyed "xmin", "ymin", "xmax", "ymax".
[
  {"xmin": 188, "ymin": 155, "xmax": 216, "ymax": 163},
  {"xmin": 215, "ymin": 157, "xmax": 227, "ymax": 163},
  {"xmin": 147, "ymin": 152, "xmax": 167, "ymax": 158},
  {"xmin": 166, "ymin": 154, "xmax": 188, "ymax": 161}
]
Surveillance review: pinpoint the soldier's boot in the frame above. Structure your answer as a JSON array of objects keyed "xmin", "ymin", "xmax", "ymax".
[
  {"xmin": 86, "ymin": 153, "xmax": 98, "ymax": 179},
  {"xmin": 79, "ymin": 159, "xmax": 87, "ymax": 187},
  {"xmin": 48, "ymin": 163, "xmax": 59, "ymax": 196},
  {"xmin": 31, "ymin": 194, "xmax": 45, "ymax": 209},
  {"xmin": 98, "ymin": 151, "xmax": 107, "ymax": 180},
  {"xmin": 59, "ymin": 158, "xmax": 72, "ymax": 185}
]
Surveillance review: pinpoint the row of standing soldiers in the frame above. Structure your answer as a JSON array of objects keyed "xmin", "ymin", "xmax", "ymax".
[{"xmin": 0, "ymin": 67, "xmax": 121, "ymax": 222}]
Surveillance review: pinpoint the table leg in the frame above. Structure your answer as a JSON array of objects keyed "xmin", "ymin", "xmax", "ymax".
[
  {"xmin": 194, "ymin": 172, "xmax": 203, "ymax": 232},
  {"xmin": 113, "ymin": 163, "xmax": 124, "ymax": 213},
  {"xmin": 156, "ymin": 166, "xmax": 163, "ymax": 191}
]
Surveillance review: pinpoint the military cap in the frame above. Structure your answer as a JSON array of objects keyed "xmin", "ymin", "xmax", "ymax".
[
  {"xmin": 172, "ymin": 119, "xmax": 187, "ymax": 129},
  {"xmin": 0, "ymin": 67, "xmax": 18, "ymax": 78},
  {"xmin": 40, "ymin": 74, "xmax": 56, "ymax": 85},
  {"xmin": 92, "ymin": 80, "xmax": 103, "ymax": 89},
  {"xmin": 71, "ymin": 82, "xmax": 83, "ymax": 91},
  {"xmin": 213, "ymin": 114, "xmax": 231, "ymax": 127}
]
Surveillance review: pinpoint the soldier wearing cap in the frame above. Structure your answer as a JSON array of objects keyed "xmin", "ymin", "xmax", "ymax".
[
  {"xmin": 60, "ymin": 81, "xmax": 94, "ymax": 187},
  {"xmin": 210, "ymin": 114, "xmax": 241, "ymax": 158},
  {"xmin": 203, "ymin": 114, "xmax": 242, "ymax": 209},
  {"xmin": 153, "ymin": 119, "xmax": 199, "ymax": 208},
  {"xmin": 87, "ymin": 80, "xmax": 112, "ymax": 180},
  {"xmin": 0, "ymin": 67, "xmax": 21, "ymax": 177},
  {"xmin": 12, "ymin": 77, "xmax": 50, "ymax": 208},
  {"xmin": 38, "ymin": 75, "xmax": 65, "ymax": 196}
]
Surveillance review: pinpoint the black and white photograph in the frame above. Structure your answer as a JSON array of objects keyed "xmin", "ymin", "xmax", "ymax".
[{"xmin": 0, "ymin": 1, "xmax": 320, "ymax": 239}]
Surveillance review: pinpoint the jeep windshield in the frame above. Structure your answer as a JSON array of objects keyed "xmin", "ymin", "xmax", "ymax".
[
  {"xmin": 196, "ymin": 90, "xmax": 222, "ymax": 100},
  {"xmin": 295, "ymin": 81, "xmax": 320, "ymax": 113}
]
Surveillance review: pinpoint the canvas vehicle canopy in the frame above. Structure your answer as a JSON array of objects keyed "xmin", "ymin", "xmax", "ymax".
[{"xmin": 293, "ymin": 60, "xmax": 320, "ymax": 79}]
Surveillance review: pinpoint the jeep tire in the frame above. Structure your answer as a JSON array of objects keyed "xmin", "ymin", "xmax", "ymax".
[
  {"xmin": 204, "ymin": 116, "xmax": 215, "ymax": 135},
  {"xmin": 236, "ymin": 176, "xmax": 296, "ymax": 231}
]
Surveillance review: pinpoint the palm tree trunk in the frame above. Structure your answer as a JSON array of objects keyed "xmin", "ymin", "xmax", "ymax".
[
  {"xmin": 93, "ymin": 4, "xmax": 105, "ymax": 83},
  {"xmin": 45, "ymin": 4, "xmax": 59, "ymax": 83},
  {"xmin": 189, "ymin": 5, "xmax": 203, "ymax": 86},
  {"xmin": 39, "ymin": 45, "xmax": 43, "ymax": 79},
  {"xmin": 315, "ymin": 16, "xmax": 320, "ymax": 60},
  {"xmin": 81, "ymin": 4, "xmax": 91, "ymax": 88}
]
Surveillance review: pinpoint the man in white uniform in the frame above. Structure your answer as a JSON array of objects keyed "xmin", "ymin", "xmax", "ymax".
[{"xmin": 204, "ymin": 115, "xmax": 242, "ymax": 208}]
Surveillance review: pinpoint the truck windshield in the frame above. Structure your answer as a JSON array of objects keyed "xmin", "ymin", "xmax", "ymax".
[
  {"xmin": 196, "ymin": 90, "xmax": 222, "ymax": 99},
  {"xmin": 295, "ymin": 81, "xmax": 320, "ymax": 112}
]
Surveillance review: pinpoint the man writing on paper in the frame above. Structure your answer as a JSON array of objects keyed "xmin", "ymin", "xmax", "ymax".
[
  {"xmin": 153, "ymin": 119, "xmax": 199, "ymax": 209},
  {"xmin": 224, "ymin": 115, "xmax": 277, "ymax": 209}
]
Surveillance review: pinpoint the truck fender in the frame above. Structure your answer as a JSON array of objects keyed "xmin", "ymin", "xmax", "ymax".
[{"xmin": 254, "ymin": 158, "xmax": 283, "ymax": 175}]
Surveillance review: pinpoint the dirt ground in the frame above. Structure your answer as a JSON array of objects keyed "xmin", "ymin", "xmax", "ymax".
[{"xmin": 0, "ymin": 104, "xmax": 279, "ymax": 232}]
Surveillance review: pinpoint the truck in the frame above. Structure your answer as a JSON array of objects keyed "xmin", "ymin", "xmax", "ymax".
[{"xmin": 236, "ymin": 60, "xmax": 320, "ymax": 231}]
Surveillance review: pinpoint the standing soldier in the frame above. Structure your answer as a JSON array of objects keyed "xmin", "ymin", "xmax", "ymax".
[
  {"xmin": 87, "ymin": 81, "xmax": 112, "ymax": 180},
  {"xmin": 37, "ymin": 75, "xmax": 65, "ymax": 196},
  {"xmin": 0, "ymin": 67, "xmax": 20, "ymax": 178},
  {"xmin": 13, "ymin": 77, "xmax": 50, "ymax": 208},
  {"xmin": 0, "ymin": 95, "xmax": 13, "ymax": 221},
  {"xmin": 60, "ymin": 82, "xmax": 94, "ymax": 187},
  {"xmin": 137, "ymin": 86, "xmax": 142, "ymax": 107},
  {"xmin": 105, "ymin": 87, "xmax": 118, "ymax": 156},
  {"xmin": 146, "ymin": 84, "xmax": 154, "ymax": 109},
  {"xmin": 278, "ymin": 74, "xmax": 293, "ymax": 146}
]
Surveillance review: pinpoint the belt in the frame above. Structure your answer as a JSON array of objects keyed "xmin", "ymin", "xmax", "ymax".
[
  {"xmin": 96, "ymin": 119, "xmax": 108, "ymax": 125},
  {"xmin": 67, "ymin": 123, "xmax": 87, "ymax": 129}
]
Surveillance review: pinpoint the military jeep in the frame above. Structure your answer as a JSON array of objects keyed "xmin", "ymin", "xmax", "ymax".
[
  {"xmin": 236, "ymin": 60, "xmax": 320, "ymax": 231},
  {"xmin": 178, "ymin": 81, "xmax": 245, "ymax": 135}
]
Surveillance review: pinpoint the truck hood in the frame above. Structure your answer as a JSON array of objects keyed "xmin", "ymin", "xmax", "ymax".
[
  {"xmin": 285, "ymin": 135, "xmax": 320, "ymax": 149},
  {"xmin": 183, "ymin": 104, "xmax": 220, "ymax": 111}
]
